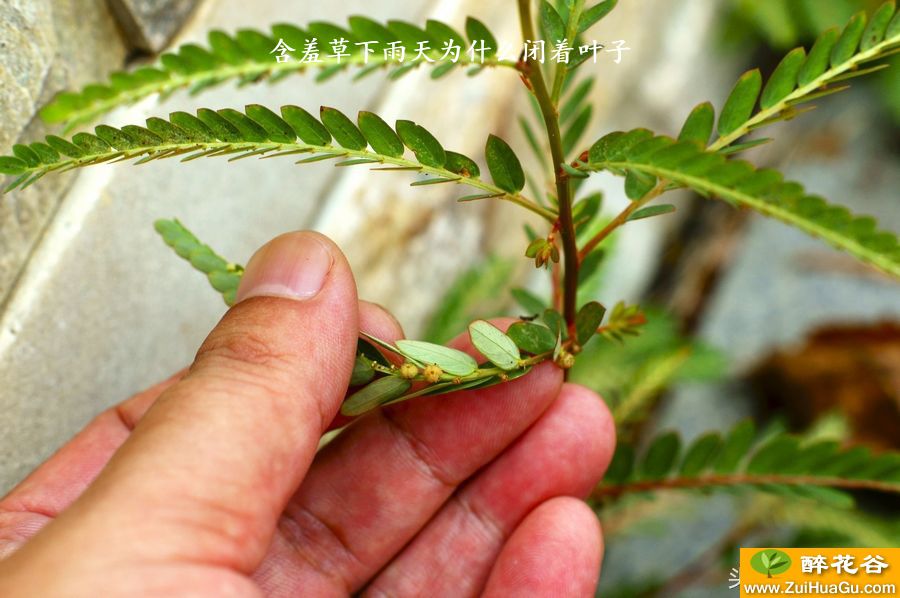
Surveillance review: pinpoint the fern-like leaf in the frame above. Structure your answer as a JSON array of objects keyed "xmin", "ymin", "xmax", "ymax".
[
  {"xmin": 581, "ymin": 129, "xmax": 900, "ymax": 277},
  {"xmin": 154, "ymin": 219, "xmax": 243, "ymax": 306},
  {"xmin": 595, "ymin": 420, "xmax": 900, "ymax": 508},
  {"xmin": 40, "ymin": 18, "xmax": 516, "ymax": 131},
  {"xmin": 679, "ymin": 1, "xmax": 900, "ymax": 152},
  {"xmin": 0, "ymin": 105, "xmax": 555, "ymax": 221}
]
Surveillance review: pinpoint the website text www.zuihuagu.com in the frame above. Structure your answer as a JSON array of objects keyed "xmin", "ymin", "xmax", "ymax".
[{"xmin": 743, "ymin": 581, "xmax": 897, "ymax": 595}]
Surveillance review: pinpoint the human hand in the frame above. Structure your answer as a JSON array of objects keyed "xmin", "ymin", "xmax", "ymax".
[{"xmin": 0, "ymin": 231, "xmax": 615, "ymax": 597}]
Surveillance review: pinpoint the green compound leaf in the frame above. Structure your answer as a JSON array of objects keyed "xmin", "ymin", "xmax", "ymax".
[
  {"xmin": 72, "ymin": 131, "xmax": 112, "ymax": 152},
  {"xmin": 862, "ymin": 2, "xmax": 896, "ymax": 51},
  {"xmin": 560, "ymin": 77, "xmax": 595, "ymax": 125},
  {"xmin": 709, "ymin": 4, "xmax": 899, "ymax": 150},
  {"xmin": 604, "ymin": 445, "xmax": 635, "ymax": 485},
  {"xmin": 583, "ymin": 130, "xmax": 900, "ymax": 278},
  {"xmin": 27, "ymin": 142, "xmax": 60, "ymax": 164},
  {"xmin": 594, "ymin": 420, "xmax": 900, "ymax": 507},
  {"xmin": 90, "ymin": 126, "xmax": 131, "ymax": 150},
  {"xmin": 573, "ymin": 190, "xmax": 604, "ymax": 224},
  {"xmin": 575, "ymin": 301, "xmax": 607, "ymax": 346},
  {"xmin": 485, "ymin": 134, "xmax": 525, "ymax": 193},
  {"xmin": 760, "ymin": 47, "xmax": 806, "ymax": 110},
  {"xmin": 0, "ymin": 156, "xmax": 27, "ymax": 176},
  {"xmin": 388, "ymin": 20, "xmax": 433, "ymax": 51},
  {"xmin": 465, "ymin": 17, "xmax": 497, "ymax": 57},
  {"xmin": 798, "ymin": 28, "xmax": 840, "ymax": 86},
  {"xmin": 394, "ymin": 339, "xmax": 478, "ymax": 376},
  {"xmin": 831, "ymin": 11, "xmax": 868, "ymax": 67},
  {"xmin": 216, "ymin": 109, "xmax": 267, "ymax": 141},
  {"xmin": 678, "ymin": 432, "xmax": 722, "ymax": 477},
  {"xmin": 507, "ymin": 321, "xmax": 557, "ymax": 355},
  {"xmin": 746, "ymin": 435, "xmax": 801, "ymax": 475},
  {"xmin": 358, "ymin": 111, "xmax": 404, "ymax": 157},
  {"xmin": 38, "ymin": 18, "xmax": 512, "ymax": 131},
  {"xmin": 396, "ymin": 120, "xmax": 446, "ymax": 168},
  {"xmin": 281, "ymin": 105, "xmax": 331, "ymax": 145},
  {"xmin": 889, "ymin": 5, "xmax": 900, "ymax": 37},
  {"xmin": 154, "ymin": 219, "xmax": 244, "ymax": 306},
  {"xmin": 347, "ymin": 15, "xmax": 392, "ymax": 45},
  {"xmin": 426, "ymin": 19, "xmax": 464, "ymax": 49},
  {"xmin": 639, "ymin": 431, "xmax": 681, "ymax": 480},
  {"xmin": 445, "ymin": 151, "xmax": 481, "ymax": 178},
  {"xmin": 168, "ymin": 112, "xmax": 216, "ymax": 143},
  {"xmin": 194, "ymin": 109, "xmax": 239, "ymax": 142},
  {"xmin": 678, "ymin": 101, "xmax": 715, "ymax": 146},
  {"xmin": 627, "ymin": 204, "xmax": 676, "ymax": 222},
  {"xmin": 468, "ymin": 320, "xmax": 521, "ymax": 371},
  {"xmin": 342, "ymin": 376, "xmax": 412, "ymax": 417},
  {"xmin": 540, "ymin": 1, "xmax": 566, "ymax": 44},
  {"xmin": 717, "ymin": 69, "xmax": 762, "ymax": 136},
  {"xmin": 562, "ymin": 104, "xmax": 593, "ymax": 156},
  {"xmin": 578, "ymin": 0, "xmax": 618, "ymax": 34},
  {"xmin": 244, "ymin": 104, "xmax": 295, "ymax": 142},
  {"xmin": 624, "ymin": 169, "xmax": 656, "ymax": 200},
  {"xmin": 320, "ymin": 106, "xmax": 367, "ymax": 150},
  {"xmin": 45, "ymin": 134, "xmax": 84, "ymax": 158},
  {"xmin": 714, "ymin": 420, "xmax": 756, "ymax": 474},
  {"xmin": 1, "ymin": 105, "xmax": 552, "ymax": 218}
]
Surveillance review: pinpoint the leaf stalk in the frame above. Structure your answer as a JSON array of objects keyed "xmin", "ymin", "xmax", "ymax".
[{"xmin": 518, "ymin": 0, "xmax": 580, "ymax": 330}]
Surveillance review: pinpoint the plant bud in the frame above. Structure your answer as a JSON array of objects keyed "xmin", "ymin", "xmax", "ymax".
[
  {"xmin": 556, "ymin": 350, "xmax": 575, "ymax": 369},
  {"xmin": 399, "ymin": 362, "xmax": 419, "ymax": 379},
  {"xmin": 423, "ymin": 364, "xmax": 443, "ymax": 383},
  {"xmin": 525, "ymin": 238, "xmax": 547, "ymax": 258}
]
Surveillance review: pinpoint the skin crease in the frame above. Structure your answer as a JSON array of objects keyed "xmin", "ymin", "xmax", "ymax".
[{"xmin": 0, "ymin": 231, "xmax": 615, "ymax": 597}]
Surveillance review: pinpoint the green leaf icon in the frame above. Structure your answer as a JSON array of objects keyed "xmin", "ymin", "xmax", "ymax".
[{"xmin": 750, "ymin": 549, "xmax": 792, "ymax": 578}]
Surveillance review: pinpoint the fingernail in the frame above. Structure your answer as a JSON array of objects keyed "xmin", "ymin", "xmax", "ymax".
[{"xmin": 236, "ymin": 232, "xmax": 334, "ymax": 302}]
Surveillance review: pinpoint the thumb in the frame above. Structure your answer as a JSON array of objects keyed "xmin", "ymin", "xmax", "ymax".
[{"xmin": 4, "ymin": 231, "xmax": 359, "ymax": 577}]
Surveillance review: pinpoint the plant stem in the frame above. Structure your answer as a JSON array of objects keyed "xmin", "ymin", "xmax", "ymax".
[
  {"xmin": 578, "ymin": 180, "xmax": 667, "ymax": 260},
  {"xmin": 518, "ymin": 0, "xmax": 579, "ymax": 329},
  {"xmin": 550, "ymin": 0, "xmax": 586, "ymax": 103},
  {"xmin": 370, "ymin": 350, "xmax": 554, "ymax": 390}
]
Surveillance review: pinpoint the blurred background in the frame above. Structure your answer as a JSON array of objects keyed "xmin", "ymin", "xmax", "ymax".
[{"xmin": 1, "ymin": 1, "xmax": 898, "ymax": 595}]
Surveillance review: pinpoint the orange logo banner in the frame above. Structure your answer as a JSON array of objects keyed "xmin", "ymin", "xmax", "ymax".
[{"xmin": 739, "ymin": 548, "xmax": 899, "ymax": 597}]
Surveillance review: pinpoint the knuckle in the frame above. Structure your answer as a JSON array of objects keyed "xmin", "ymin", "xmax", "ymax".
[
  {"xmin": 195, "ymin": 328, "xmax": 290, "ymax": 372},
  {"xmin": 192, "ymin": 328, "xmax": 296, "ymax": 399}
]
